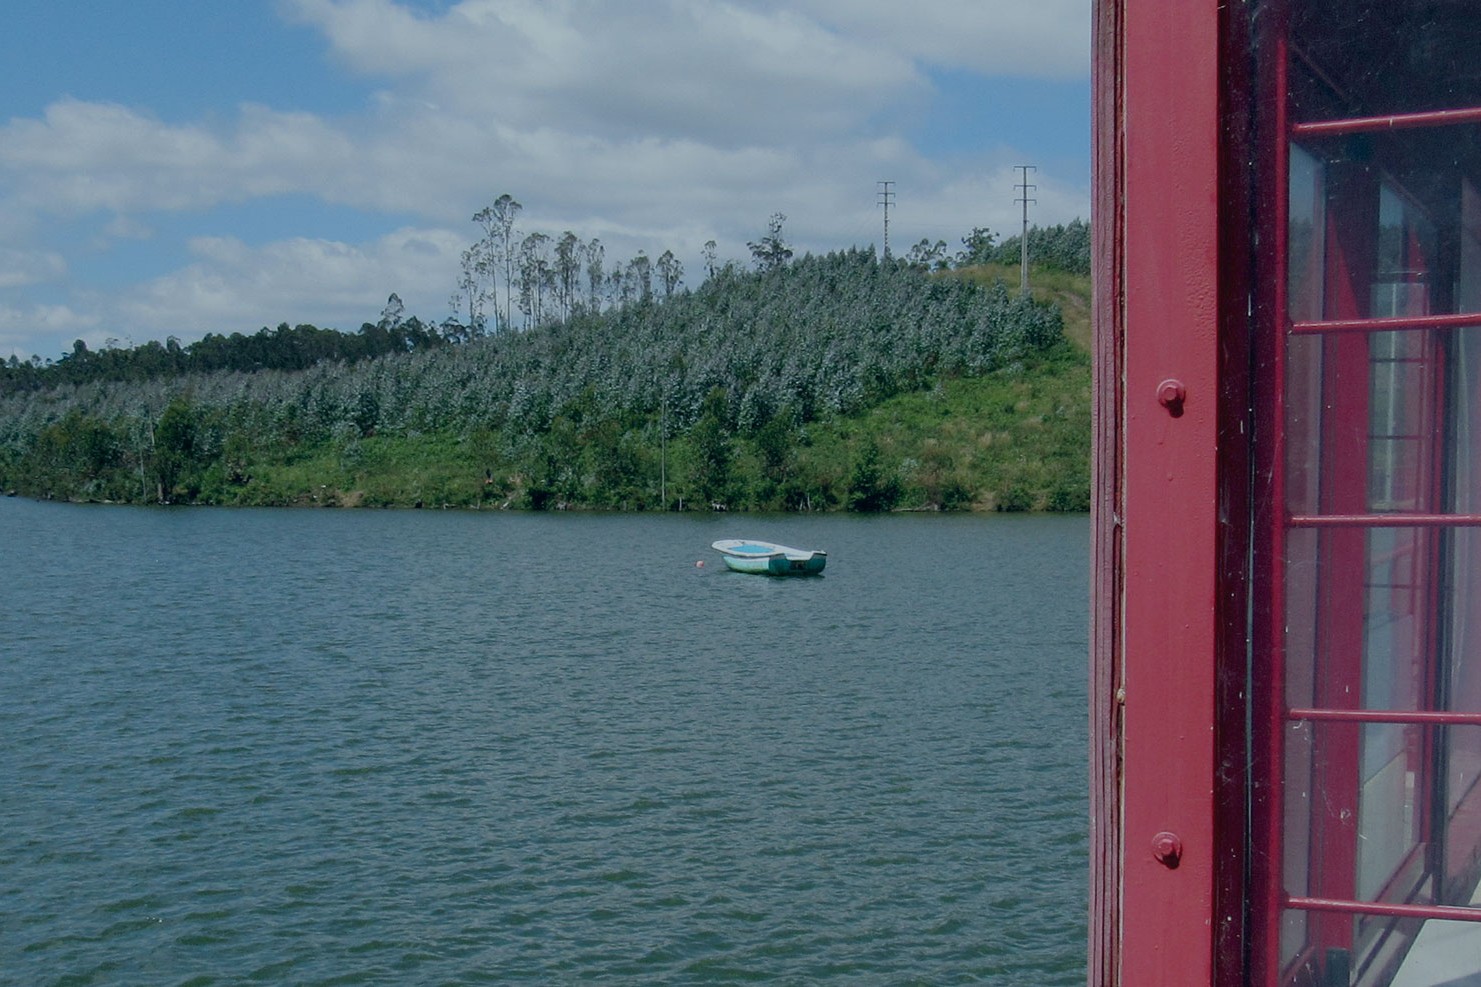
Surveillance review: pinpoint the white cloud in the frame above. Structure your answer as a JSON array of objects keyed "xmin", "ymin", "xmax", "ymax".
[
  {"xmin": 0, "ymin": 248, "xmax": 66, "ymax": 289},
  {"xmin": 0, "ymin": 302, "xmax": 100, "ymax": 359},
  {"xmin": 0, "ymin": 0, "xmax": 1089, "ymax": 357},
  {"xmin": 288, "ymin": 0, "xmax": 1088, "ymax": 244},
  {"xmin": 880, "ymin": 163, "xmax": 1087, "ymax": 253},
  {"xmin": 117, "ymin": 226, "xmax": 468, "ymax": 333},
  {"xmin": 3, "ymin": 227, "xmax": 466, "ymax": 359},
  {"xmin": 100, "ymin": 215, "xmax": 153, "ymax": 241},
  {"xmin": 0, "ymin": 1, "xmax": 1087, "ymax": 235},
  {"xmin": 290, "ymin": 0, "xmax": 921, "ymax": 144},
  {"xmin": 785, "ymin": 0, "xmax": 1090, "ymax": 79},
  {"xmin": 0, "ymin": 99, "xmax": 358, "ymax": 218}
]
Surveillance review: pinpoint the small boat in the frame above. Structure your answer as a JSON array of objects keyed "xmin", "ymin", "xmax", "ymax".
[{"xmin": 711, "ymin": 539, "xmax": 827, "ymax": 576}]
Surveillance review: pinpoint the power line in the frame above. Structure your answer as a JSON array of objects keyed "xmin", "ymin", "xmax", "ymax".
[
  {"xmin": 877, "ymin": 180, "xmax": 895, "ymax": 260},
  {"xmin": 1014, "ymin": 165, "xmax": 1037, "ymax": 294}
]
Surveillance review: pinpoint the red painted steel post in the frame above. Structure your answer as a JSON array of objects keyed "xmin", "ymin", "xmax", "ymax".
[{"xmin": 1093, "ymin": 0, "xmax": 1224, "ymax": 983}]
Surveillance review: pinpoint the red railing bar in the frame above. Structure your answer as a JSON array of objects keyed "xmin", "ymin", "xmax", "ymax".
[
  {"xmin": 1292, "ymin": 105, "xmax": 1481, "ymax": 137},
  {"xmin": 1291, "ymin": 312, "xmax": 1481, "ymax": 335},
  {"xmin": 1288, "ymin": 708, "xmax": 1481, "ymax": 727},
  {"xmin": 1288, "ymin": 513, "xmax": 1481, "ymax": 529},
  {"xmin": 1286, "ymin": 895, "xmax": 1481, "ymax": 923}
]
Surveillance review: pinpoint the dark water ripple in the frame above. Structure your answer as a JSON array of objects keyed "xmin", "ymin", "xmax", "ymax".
[{"xmin": 1, "ymin": 502, "xmax": 1087, "ymax": 985}]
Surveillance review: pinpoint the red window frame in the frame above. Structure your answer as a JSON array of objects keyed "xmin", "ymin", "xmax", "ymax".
[
  {"xmin": 1094, "ymin": 3, "xmax": 1481, "ymax": 985},
  {"xmin": 1254, "ymin": 24, "xmax": 1481, "ymax": 987}
]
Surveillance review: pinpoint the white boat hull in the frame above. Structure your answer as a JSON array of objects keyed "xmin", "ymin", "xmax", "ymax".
[{"xmin": 711, "ymin": 539, "xmax": 826, "ymax": 576}]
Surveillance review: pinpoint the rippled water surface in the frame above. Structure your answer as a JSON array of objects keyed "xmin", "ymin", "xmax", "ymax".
[{"xmin": 1, "ymin": 501, "xmax": 1088, "ymax": 985}]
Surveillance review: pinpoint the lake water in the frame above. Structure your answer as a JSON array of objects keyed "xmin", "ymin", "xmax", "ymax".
[{"xmin": 0, "ymin": 500, "xmax": 1088, "ymax": 985}]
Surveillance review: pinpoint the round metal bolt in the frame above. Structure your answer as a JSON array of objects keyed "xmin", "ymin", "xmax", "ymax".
[
  {"xmin": 1157, "ymin": 379, "xmax": 1186, "ymax": 417},
  {"xmin": 1152, "ymin": 831, "xmax": 1183, "ymax": 869}
]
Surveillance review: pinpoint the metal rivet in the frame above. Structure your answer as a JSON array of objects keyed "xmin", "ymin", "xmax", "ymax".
[
  {"xmin": 1157, "ymin": 379, "xmax": 1186, "ymax": 417},
  {"xmin": 1152, "ymin": 831, "xmax": 1183, "ymax": 869}
]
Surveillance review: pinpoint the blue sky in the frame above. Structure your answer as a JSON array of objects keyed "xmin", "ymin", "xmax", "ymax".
[{"xmin": 0, "ymin": 0, "xmax": 1089, "ymax": 361}]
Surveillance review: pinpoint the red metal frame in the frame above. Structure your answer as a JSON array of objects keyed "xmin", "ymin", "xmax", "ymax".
[
  {"xmin": 1292, "ymin": 106, "xmax": 1481, "ymax": 139},
  {"xmin": 1249, "ymin": 13, "xmax": 1293, "ymax": 984},
  {"xmin": 1261, "ymin": 44, "xmax": 1481, "ymax": 981},
  {"xmin": 1269, "ymin": 93, "xmax": 1481, "ymax": 987},
  {"xmin": 1096, "ymin": 2, "xmax": 1481, "ymax": 985},
  {"xmin": 1286, "ymin": 898, "xmax": 1481, "ymax": 922},
  {"xmin": 1290, "ymin": 514, "xmax": 1481, "ymax": 529},
  {"xmin": 1293, "ymin": 314, "xmax": 1481, "ymax": 335},
  {"xmin": 1092, "ymin": 1, "xmax": 1223, "ymax": 983}
]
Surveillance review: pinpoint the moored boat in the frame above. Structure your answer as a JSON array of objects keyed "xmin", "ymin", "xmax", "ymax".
[{"xmin": 711, "ymin": 539, "xmax": 827, "ymax": 576}]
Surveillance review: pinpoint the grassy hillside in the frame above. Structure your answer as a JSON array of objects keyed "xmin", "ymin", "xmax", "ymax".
[
  {"xmin": 161, "ymin": 338, "xmax": 1088, "ymax": 513},
  {"xmin": 803, "ymin": 340, "xmax": 1089, "ymax": 512},
  {"xmin": 0, "ymin": 257, "xmax": 1091, "ymax": 512},
  {"xmin": 947, "ymin": 263, "xmax": 1091, "ymax": 350},
  {"xmin": 797, "ymin": 261, "xmax": 1090, "ymax": 512}
]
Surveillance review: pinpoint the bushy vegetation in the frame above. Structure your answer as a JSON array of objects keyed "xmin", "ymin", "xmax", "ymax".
[
  {"xmin": 1, "ymin": 311, "xmax": 445, "ymax": 394},
  {"xmin": 0, "ymin": 222, "xmax": 1092, "ymax": 513},
  {"xmin": 952, "ymin": 219, "xmax": 1091, "ymax": 276}
]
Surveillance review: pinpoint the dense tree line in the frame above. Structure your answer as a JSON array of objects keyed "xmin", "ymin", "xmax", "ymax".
[
  {"xmin": 975, "ymin": 219, "xmax": 1091, "ymax": 275},
  {"xmin": 3, "ymin": 207, "xmax": 1088, "ymax": 395},
  {"xmin": 0, "ymin": 247, "xmax": 1073, "ymax": 510},
  {"xmin": 907, "ymin": 219, "xmax": 1091, "ymax": 276},
  {"xmin": 2, "ymin": 303, "xmax": 444, "ymax": 396}
]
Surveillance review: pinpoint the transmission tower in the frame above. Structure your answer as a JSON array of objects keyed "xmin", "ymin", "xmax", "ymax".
[
  {"xmin": 877, "ymin": 180, "xmax": 895, "ymax": 260},
  {"xmin": 1014, "ymin": 165, "xmax": 1037, "ymax": 294}
]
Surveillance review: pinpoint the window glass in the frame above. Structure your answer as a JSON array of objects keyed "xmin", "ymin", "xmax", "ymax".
[
  {"xmin": 1289, "ymin": 146, "xmax": 1327, "ymax": 323},
  {"xmin": 1266, "ymin": 3, "xmax": 1481, "ymax": 985}
]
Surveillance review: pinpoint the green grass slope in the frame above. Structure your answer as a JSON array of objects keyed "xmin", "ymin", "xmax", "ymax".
[{"xmin": 0, "ymin": 260, "xmax": 1092, "ymax": 512}]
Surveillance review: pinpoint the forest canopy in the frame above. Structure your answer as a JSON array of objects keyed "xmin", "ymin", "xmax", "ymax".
[{"xmin": 0, "ymin": 218, "xmax": 1090, "ymax": 512}]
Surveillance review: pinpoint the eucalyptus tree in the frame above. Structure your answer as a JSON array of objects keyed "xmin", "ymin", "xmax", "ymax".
[
  {"xmin": 956, "ymin": 227, "xmax": 997, "ymax": 267},
  {"xmin": 904, "ymin": 238, "xmax": 948, "ymax": 271},
  {"xmin": 629, "ymin": 252, "xmax": 653, "ymax": 305},
  {"xmin": 748, "ymin": 213, "xmax": 793, "ymax": 272},
  {"xmin": 554, "ymin": 232, "xmax": 583, "ymax": 321},
  {"xmin": 702, "ymin": 240, "xmax": 718, "ymax": 281},
  {"xmin": 473, "ymin": 194, "xmax": 522, "ymax": 332},
  {"xmin": 517, "ymin": 231, "xmax": 552, "ymax": 328},
  {"xmin": 469, "ymin": 204, "xmax": 501, "ymax": 332},
  {"xmin": 986, "ymin": 220, "xmax": 1089, "ymax": 275},
  {"xmin": 454, "ymin": 246, "xmax": 488, "ymax": 337},
  {"xmin": 586, "ymin": 237, "xmax": 605, "ymax": 313},
  {"xmin": 608, "ymin": 265, "xmax": 634, "ymax": 308},
  {"xmin": 378, "ymin": 293, "xmax": 405, "ymax": 331},
  {"xmin": 656, "ymin": 250, "xmax": 683, "ymax": 299}
]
